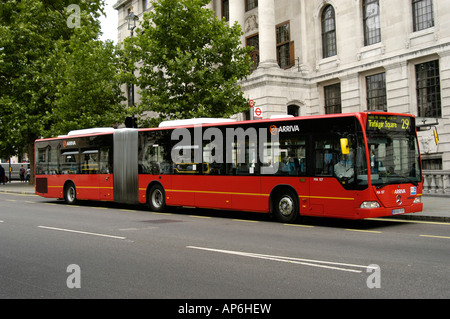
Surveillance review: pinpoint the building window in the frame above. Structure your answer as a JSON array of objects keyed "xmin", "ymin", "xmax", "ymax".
[
  {"xmin": 416, "ymin": 60, "xmax": 441, "ymax": 118},
  {"xmin": 422, "ymin": 157, "xmax": 442, "ymax": 170},
  {"xmin": 366, "ymin": 73, "xmax": 387, "ymax": 111},
  {"xmin": 246, "ymin": 0, "xmax": 258, "ymax": 11},
  {"xmin": 412, "ymin": 0, "xmax": 434, "ymax": 32},
  {"xmin": 288, "ymin": 105, "xmax": 299, "ymax": 117},
  {"xmin": 276, "ymin": 22, "xmax": 294, "ymax": 69},
  {"xmin": 246, "ymin": 34, "xmax": 259, "ymax": 70},
  {"xmin": 363, "ymin": 0, "xmax": 381, "ymax": 46},
  {"xmin": 143, "ymin": 0, "xmax": 148, "ymax": 11},
  {"xmin": 324, "ymin": 83, "xmax": 341, "ymax": 114},
  {"xmin": 321, "ymin": 5, "xmax": 337, "ymax": 58},
  {"xmin": 222, "ymin": 0, "xmax": 229, "ymax": 21}
]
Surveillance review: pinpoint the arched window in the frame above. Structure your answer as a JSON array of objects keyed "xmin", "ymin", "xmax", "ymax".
[
  {"xmin": 321, "ymin": 5, "xmax": 337, "ymax": 58},
  {"xmin": 287, "ymin": 105, "xmax": 299, "ymax": 117},
  {"xmin": 363, "ymin": 0, "xmax": 381, "ymax": 46}
]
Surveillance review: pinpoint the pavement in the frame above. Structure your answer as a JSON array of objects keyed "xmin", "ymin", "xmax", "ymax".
[{"xmin": 1, "ymin": 181, "xmax": 449, "ymax": 222}]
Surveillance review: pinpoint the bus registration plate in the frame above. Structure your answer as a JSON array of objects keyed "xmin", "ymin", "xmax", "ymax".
[{"xmin": 392, "ymin": 208, "xmax": 405, "ymax": 215}]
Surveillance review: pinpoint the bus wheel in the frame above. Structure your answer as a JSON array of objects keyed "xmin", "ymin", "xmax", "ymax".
[
  {"xmin": 148, "ymin": 184, "xmax": 166, "ymax": 212},
  {"xmin": 64, "ymin": 183, "xmax": 77, "ymax": 205},
  {"xmin": 273, "ymin": 191, "xmax": 299, "ymax": 223}
]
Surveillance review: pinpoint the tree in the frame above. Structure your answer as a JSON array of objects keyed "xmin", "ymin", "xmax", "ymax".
[
  {"xmin": 126, "ymin": 0, "xmax": 253, "ymax": 127},
  {"xmin": 0, "ymin": 0, "xmax": 125, "ymax": 182},
  {"xmin": 44, "ymin": 31, "xmax": 125, "ymax": 137}
]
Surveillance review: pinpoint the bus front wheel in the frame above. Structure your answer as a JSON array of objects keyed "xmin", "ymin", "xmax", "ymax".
[
  {"xmin": 148, "ymin": 184, "xmax": 166, "ymax": 212},
  {"xmin": 64, "ymin": 183, "xmax": 77, "ymax": 205},
  {"xmin": 273, "ymin": 190, "xmax": 299, "ymax": 223}
]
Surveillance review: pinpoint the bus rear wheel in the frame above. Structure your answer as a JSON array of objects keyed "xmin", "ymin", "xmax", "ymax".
[
  {"xmin": 64, "ymin": 182, "xmax": 77, "ymax": 205},
  {"xmin": 148, "ymin": 184, "xmax": 166, "ymax": 212},
  {"xmin": 273, "ymin": 190, "xmax": 299, "ymax": 224}
]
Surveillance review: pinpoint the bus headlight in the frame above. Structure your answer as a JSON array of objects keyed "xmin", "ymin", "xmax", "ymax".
[
  {"xmin": 413, "ymin": 196, "xmax": 422, "ymax": 204},
  {"xmin": 360, "ymin": 201, "xmax": 381, "ymax": 209}
]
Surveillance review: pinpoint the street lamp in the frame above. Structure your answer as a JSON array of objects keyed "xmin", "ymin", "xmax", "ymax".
[
  {"xmin": 126, "ymin": 7, "xmax": 139, "ymax": 36},
  {"xmin": 125, "ymin": 7, "xmax": 139, "ymax": 128}
]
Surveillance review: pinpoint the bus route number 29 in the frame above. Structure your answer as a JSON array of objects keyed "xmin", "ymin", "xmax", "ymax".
[{"xmin": 401, "ymin": 118, "xmax": 410, "ymax": 130}]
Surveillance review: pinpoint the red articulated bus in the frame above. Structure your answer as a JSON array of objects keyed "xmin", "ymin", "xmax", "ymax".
[{"xmin": 35, "ymin": 112, "xmax": 423, "ymax": 223}]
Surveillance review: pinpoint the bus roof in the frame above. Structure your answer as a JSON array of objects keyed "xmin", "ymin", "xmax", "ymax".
[
  {"xmin": 36, "ymin": 112, "xmax": 415, "ymax": 141},
  {"xmin": 64, "ymin": 127, "xmax": 116, "ymax": 137},
  {"xmin": 158, "ymin": 118, "xmax": 237, "ymax": 128}
]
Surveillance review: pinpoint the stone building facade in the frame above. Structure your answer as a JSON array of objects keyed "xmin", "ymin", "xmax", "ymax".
[{"xmin": 114, "ymin": 0, "xmax": 450, "ymax": 171}]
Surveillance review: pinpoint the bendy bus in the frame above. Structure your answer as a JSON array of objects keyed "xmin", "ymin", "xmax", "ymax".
[{"xmin": 35, "ymin": 112, "xmax": 423, "ymax": 223}]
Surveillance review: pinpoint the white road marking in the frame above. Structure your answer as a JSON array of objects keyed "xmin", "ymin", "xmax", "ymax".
[
  {"xmin": 187, "ymin": 246, "xmax": 375, "ymax": 273},
  {"xmin": 38, "ymin": 226, "xmax": 127, "ymax": 240}
]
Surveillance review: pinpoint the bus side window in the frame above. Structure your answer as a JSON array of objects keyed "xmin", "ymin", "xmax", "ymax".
[
  {"xmin": 36, "ymin": 147, "xmax": 48, "ymax": 175},
  {"xmin": 81, "ymin": 150, "xmax": 99, "ymax": 174},
  {"xmin": 60, "ymin": 151, "xmax": 79, "ymax": 174},
  {"xmin": 139, "ymin": 130, "xmax": 173, "ymax": 175},
  {"xmin": 99, "ymin": 146, "xmax": 113, "ymax": 174},
  {"xmin": 276, "ymin": 136, "xmax": 306, "ymax": 176},
  {"xmin": 203, "ymin": 139, "xmax": 224, "ymax": 175},
  {"xmin": 314, "ymin": 137, "xmax": 338, "ymax": 177}
]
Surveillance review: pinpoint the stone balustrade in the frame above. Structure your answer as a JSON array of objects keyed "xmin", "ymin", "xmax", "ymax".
[{"xmin": 422, "ymin": 170, "xmax": 450, "ymax": 196}]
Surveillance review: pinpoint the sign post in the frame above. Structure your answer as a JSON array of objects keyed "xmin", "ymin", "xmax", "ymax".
[{"xmin": 249, "ymin": 100, "xmax": 255, "ymax": 120}]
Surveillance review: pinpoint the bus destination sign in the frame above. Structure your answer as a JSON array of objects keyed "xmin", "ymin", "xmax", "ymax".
[{"xmin": 367, "ymin": 114, "xmax": 413, "ymax": 132}]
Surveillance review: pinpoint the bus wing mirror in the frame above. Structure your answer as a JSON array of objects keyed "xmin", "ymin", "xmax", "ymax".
[{"xmin": 340, "ymin": 138, "xmax": 350, "ymax": 155}]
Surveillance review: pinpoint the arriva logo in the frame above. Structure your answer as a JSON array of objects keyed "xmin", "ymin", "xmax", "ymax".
[
  {"xmin": 394, "ymin": 189, "xmax": 406, "ymax": 194},
  {"xmin": 277, "ymin": 125, "xmax": 300, "ymax": 133},
  {"xmin": 269, "ymin": 125, "xmax": 300, "ymax": 135}
]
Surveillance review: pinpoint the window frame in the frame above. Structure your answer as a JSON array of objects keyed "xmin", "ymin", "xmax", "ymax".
[
  {"xmin": 321, "ymin": 5, "xmax": 337, "ymax": 59},
  {"xmin": 246, "ymin": 33, "xmax": 260, "ymax": 71},
  {"xmin": 366, "ymin": 72, "xmax": 387, "ymax": 112},
  {"xmin": 324, "ymin": 83, "xmax": 342, "ymax": 114},
  {"xmin": 416, "ymin": 59, "xmax": 441, "ymax": 118},
  {"xmin": 412, "ymin": 0, "xmax": 434, "ymax": 32},
  {"xmin": 246, "ymin": 0, "xmax": 258, "ymax": 12},
  {"xmin": 276, "ymin": 21, "xmax": 295, "ymax": 69},
  {"xmin": 363, "ymin": 0, "xmax": 381, "ymax": 46}
]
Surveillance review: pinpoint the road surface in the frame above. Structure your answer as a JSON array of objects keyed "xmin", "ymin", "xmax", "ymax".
[{"xmin": 1, "ymin": 192, "xmax": 449, "ymax": 301}]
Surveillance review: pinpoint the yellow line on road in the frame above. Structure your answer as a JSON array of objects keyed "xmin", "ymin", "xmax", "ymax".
[
  {"xmin": 369, "ymin": 218, "xmax": 450, "ymax": 226},
  {"xmin": 232, "ymin": 219, "xmax": 259, "ymax": 223},
  {"xmin": 284, "ymin": 224, "xmax": 315, "ymax": 228},
  {"xmin": 420, "ymin": 234, "xmax": 450, "ymax": 240},
  {"xmin": 346, "ymin": 229, "xmax": 382, "ymax": 234}
]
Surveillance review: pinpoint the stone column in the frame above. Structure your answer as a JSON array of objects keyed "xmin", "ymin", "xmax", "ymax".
[
  {"xmin": 229, "ymin": 0, "xmax": 246, "ymax": 46},
  {"xmin": 258, "ymin": 0, "xmax": 279, "ymax": 69}
]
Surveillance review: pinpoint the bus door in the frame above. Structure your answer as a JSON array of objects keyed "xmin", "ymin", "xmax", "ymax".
[
  {"xmin": 99, "ymin": 146, "xmax": 113, "ymax": 201},
  {"xmin": 79, "ymin": 148, "xmax": 113, "ymax": 201},
  {"xmin": 99, "ymin": 174, "xmax": 113, "ymax": 201},
  {"xmin": 310, "ymin": 135, "xmax": 356, "ymax": 217}
]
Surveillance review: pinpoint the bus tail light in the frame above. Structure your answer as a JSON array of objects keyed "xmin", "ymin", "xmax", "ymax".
[{"xmin": 360, "ymin": 201, "xmax": 381, "ymax": 209}]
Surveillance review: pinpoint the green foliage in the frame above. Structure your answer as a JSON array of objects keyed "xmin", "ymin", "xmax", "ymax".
[
  {"xmin": 126, "ymin": 0, "xmax": 253, "ymax": 127},
  {"xmin": 0, "ymin": 0, "xmax": 125, "ymax": 160}
]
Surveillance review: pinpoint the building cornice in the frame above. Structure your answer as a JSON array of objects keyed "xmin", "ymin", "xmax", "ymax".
[{"xmin": 113, "ymin": 0, "xmax": 132, "ymax": 10}]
